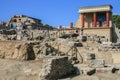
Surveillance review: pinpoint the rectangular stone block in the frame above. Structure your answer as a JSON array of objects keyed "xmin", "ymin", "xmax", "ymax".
[{"xmin": 89, "ymin": 59, "xmax": 105, "ymax": 68}]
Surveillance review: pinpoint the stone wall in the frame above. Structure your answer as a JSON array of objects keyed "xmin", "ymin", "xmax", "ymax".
[
  {"xmin": 83, "ymin": 28, "xmax": 112, "ymax": 41},
  {"xmin": 39, "ymin": 56, "xmax": 76, "ymax": 80},
  {"xmin": 52, "ymin": 27, "xmax": 112, "ymax": 42}
]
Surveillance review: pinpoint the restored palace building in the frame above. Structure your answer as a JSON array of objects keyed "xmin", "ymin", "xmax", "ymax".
[
  {"xmin": 9, "ymin": 14, "xmax": 42, "ymax": 29},
  {"xmin": 75, "ymin": 5, "xmax": 113, "ymax": 41}
]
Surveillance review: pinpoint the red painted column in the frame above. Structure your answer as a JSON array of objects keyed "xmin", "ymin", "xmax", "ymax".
[
  {"xmin": 70, "ymin": 22, "xmax": 73, "ymax": 28},
  {"xmin": 106, "ymin": 12, "xmax": 110, "ymax": 27},
  {"xmin": 93, "ymin": 13, "xmax": 97, "ymax": 27},
  {"xmin": 81, "ymin": 14, "xmax": 84, "ymax": 27}
]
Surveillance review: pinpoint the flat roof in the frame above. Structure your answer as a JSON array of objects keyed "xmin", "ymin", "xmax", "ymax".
[{"xmin": 79, "ymin": 5, "xmax": 112, "ymax": 13}]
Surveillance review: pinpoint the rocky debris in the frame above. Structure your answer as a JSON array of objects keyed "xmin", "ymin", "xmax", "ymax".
[
  {"xmin": 53, "ymin": 38, "xmax": 83, "ymax": 48},
  {"xmin": 35, "ymin": 43, "xmax": 60, "ymax": 59},
  {"xmin": 0, "ymin": 29, "xmax": 16, "ymax": 35},
  {"xmin": 50, "ymin": 38, "xmax": 84, "ymax": 63},
  {"xmin": 0, "ymin": 30, "xmax": 17, "ymax": 40},
  {"xmin": 39, "ymin": 56, "xmax": 76, "ymax": 80},
  {"xmin": 98, "ymin": 42, "xmax": 120, "ymax": 51},
  {"xmin": 84, "ymin": 34, "xmax": 107, "ymax": 43},
  {"xmin": 35, "ymin": 35, "xmax": 44, "ymax": 40},
  {"xmin": 0, "ymin": 29, "xmax": 47, "ymax": 41}
]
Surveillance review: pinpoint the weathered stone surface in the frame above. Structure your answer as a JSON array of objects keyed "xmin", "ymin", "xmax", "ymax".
[
  {"xmin": 68, "ymin": 41, "xmax": 83, "ymax": 47},
  {"xmin": 39, "ymin": 56, "xmax": 76, "ymax": 80},
  {"xmin": 89, "ymin": 59, "xmax": 105, "ymax": 68},
  {"xmin": 1, "ymin": 29, "xmax": 120, "ymax": 80},
  {"xmin": 0, "ymin": 41, "xmax": 35, "ymax": 60}
]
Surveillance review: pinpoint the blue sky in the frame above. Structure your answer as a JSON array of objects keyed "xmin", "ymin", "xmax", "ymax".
[{"xmin": 0, "ymin": 0, "xmax": 120, "ymax": 27}]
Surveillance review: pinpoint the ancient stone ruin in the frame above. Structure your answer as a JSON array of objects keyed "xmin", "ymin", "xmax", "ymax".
[
  {"xmin": 0, "ymin": 4, "xmax": 120, "ymax": 80},
  {"xmin": 0, "ymin": 28, "xmax": 120, "ymax": 80}
]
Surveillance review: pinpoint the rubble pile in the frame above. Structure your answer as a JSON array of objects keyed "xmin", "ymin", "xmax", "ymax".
[
  {"xmin": 98, "ymin": 42, "xmax": 120, "ymax": 51},
  {"xmin": 0, "ymin": 30, "xmax": 16, "ymax": 40},
  {"xmin": 78, "ymin": 34, "xmax": 108, "ymax": 43},
  {"xmin": 0, "ymin": 29, "xmax": 46, "ymax": 41},
  {"xmin": 0, "ymin": 29, "xmax": 16, "ymax": 35}
]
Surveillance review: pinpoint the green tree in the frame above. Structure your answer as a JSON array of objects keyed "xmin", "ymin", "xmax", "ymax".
[
  {"xmin": 112, "ymin": 15, "xmax": 120, "ymax": 28},
  {"xmin": 44, "ymin": 24, "xmax": 54, "ymax": 30}
]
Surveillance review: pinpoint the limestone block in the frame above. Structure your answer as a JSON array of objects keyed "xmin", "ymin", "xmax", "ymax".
[
  {"xmin": 89, "ymin": 59, "xmax": 105, "ymax": 68},
  {"xmin": 17, "ymin": 35, "xmax": 22, "ymax": 40},
  {"xmin": 39, "ymin": 56, "xmax": 76, "ymax": 80}
]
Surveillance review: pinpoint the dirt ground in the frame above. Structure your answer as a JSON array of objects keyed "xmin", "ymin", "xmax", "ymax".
[
  {"xmin": 0, "ymin": 59, "xmax": 43, "ymax": 80},
  {"xmin": 61, "ymin": 72, "xmax": 120, "ymax": 80}
]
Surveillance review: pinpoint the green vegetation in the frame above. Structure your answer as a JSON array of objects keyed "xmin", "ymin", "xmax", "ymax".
[
  {"xmin": 34, "ymin": 20, "xmax": 54, "ymax": 30},
  {"xmin": 43, "ymin": 24, "xmax": 54, "ymax": 30},
  {"xmin": 112, "ymin": 15, "xmax": 120, "ymax": 28}
]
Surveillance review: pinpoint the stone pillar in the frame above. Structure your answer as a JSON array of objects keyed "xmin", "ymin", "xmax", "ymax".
[
  {"xmin": 106, "ymin": 12, "xmax": 110, "ymax": 27},
  {"xmin": 93, "ymin": 13, "xmax": 97, "ymax": 27},
  {"xmin": 81, "ymin": 14, "xmax": 84, "ymax": 27}
]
